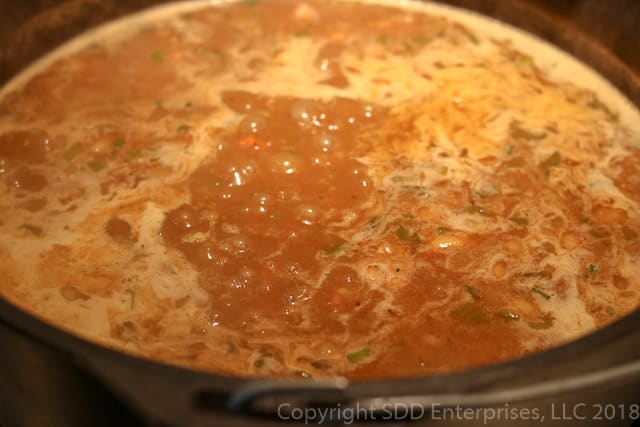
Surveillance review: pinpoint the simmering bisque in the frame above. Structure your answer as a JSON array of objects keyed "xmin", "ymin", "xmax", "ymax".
[{"xmin": 0, "ymin": 0, "xmax": 639, "ymax": 379}]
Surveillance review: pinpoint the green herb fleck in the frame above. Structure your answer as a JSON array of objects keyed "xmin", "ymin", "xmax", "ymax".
[
  {"xmin": 412, "ymin": 35, "xmax": 430, "ymax": 46},
  {"xmin": 433, "ymin": 61, "xmax": 445, "ymax": 69},
  {"xmin": 347, "ymin": 348, "xmax": 371, "ymax": 363},
  {"xmin": 531, "ymin": 286, "xmax": 552, "ymax": 300},
  {"xmin": 511, "ymin": 122, "xmax": 548, "ymax": 140},
  {"xmin": 151, "ymin": 50, "xmax": 165, "ymax": 63},
  {"xmin": 127, "ymin": 150, "xmax": 142, "ymax": 160},
  {"xmin": 240, "ymin": 0, "xmax": 260, "ymax": 5},
  {"xmin": 378, "ymin": 35, "xmax": 389, "ymax": 45},
  {"xmin": 63, "ymin": 143, "xmax": 84, "ymax": 161},
  {"xmin": 395, "ymin": 225, "xmax": 420, "ymax": 243},
  {"xmin": 522, "ymin": 54, "xmax": 534, "ymax": 65},
  {"xmin": 113, "ymin": 139, "xmax": 126, "ymax": 150},
  {"xmin": 293, "ymin": 29, "xmax": 310, "ymax": 37},
  {"xmin": 87, "ymin": 160, "xmax": 106, "ymax": 172},
  {"xmin": 437, "ymin": 226, "xmax": 449, "ymax": 234},
  {"xmin": 588, "ymin": 264, "xmax": 599, "ymax": 274},
  {"xmin": 438, "ymin": 166, "xmax": 449, "ymax": 176}
]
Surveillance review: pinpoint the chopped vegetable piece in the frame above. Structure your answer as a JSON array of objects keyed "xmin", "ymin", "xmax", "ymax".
[
  {"xmin": 511, "ymin": 122, "xmax": 547, "ymax": 140},
  {"xmin": 465, "ymin": 285, "xmax": 479, "ymax": 301},
  {"xmin": 20, "ymin": 223, "xmax": 43, "ymax": 236},
  {"xmin": 391, "ymin": 175, "xmax": 410, "ymax": 183},
  {"xmin": 451, "ymin": 303, "xmax": 487, "ymax": 324},
  {"xmin": 347, "ymin": 348, "xmax": 371, "ymax": 363},
  {"xmin": 323, "ymin": 243, "xmax": 346, "ymax": 255},
  {"xmin": 499, "ymin": 310, "xmax": 520, "ymax": 321},
  {"xmin": 113, "ymin": 139, "xmax": 126, "ymax": 149},
  {"xmin": 63, "ymin": 143, "xmax": 84, "ymax": 161},
  {"xmin": 310, "ymin": 360, "xmax": 330, "ymax": 370},
  {"xmin": 542, "ymin": 242, "xmax": 556, "ymax": 254},
  {"xmin": 395, "ymin": 225, "xmax": 420, "ymax": 243},
  {"xmin": 87, "ymin": 161, "xmax": 106, "ymax": 172},
  {"xmin": 509, "ymin": 216, "xmax": 529, "ymax": 226},
  {"xmin": 528, "ymin": 313, "xmax": 554, "ymax": 330},
  {"xmin": 124, "ymin": 289, "xmax": 136, "ymax": 309},
  {"xmin": 589, "ymin": 228, "xmax": 609, "ymax": 239},
  {"xmin": 401, "ymin": 185, "xmax": 428, "ymax": 196},
  {"xmin": 588, "ymin": 98, "xmax": 618, "ymax": 120},
  {"xmin": 467, "ymin": 205, "xmax": 486, "ymax": 215},
  {"xmin": 531, "ymin": 286, "xmax": 551, "ymax": 300},
  {"xmin": 622, "ymin": 227, "xmax": 637, "ymax": 241},
  {"xmin": 151, "ymin": 50, "xmax": 165, "ymax": 63},
  {"xmin": 177, "ymin": 124, "xmax": 191, "ymax": 133},
  {"xmin": 460, "ymin": 27, "xmax": 479, "ymax": 44},
  {"xmin": 540, "ymin": 151, "xmax": 562, "ymax": 174},
  {"xmin": 368, "ymin": 215, "xmax": 382, "ymax": 228}
]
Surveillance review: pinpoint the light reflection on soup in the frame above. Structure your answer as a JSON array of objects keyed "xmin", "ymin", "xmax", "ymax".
[{"xmin": 0, "ymin": 0, "xmax": 639, "ymax": 379}]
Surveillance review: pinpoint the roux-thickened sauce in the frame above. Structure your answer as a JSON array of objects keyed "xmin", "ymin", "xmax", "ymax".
[{"xmin": 0, "ymin": 0, "xmax": 639, "ymax": 379}]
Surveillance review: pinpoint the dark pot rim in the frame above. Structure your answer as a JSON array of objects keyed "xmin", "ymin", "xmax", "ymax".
[{"xmin": 1, "ymin": 0, "xmax": 639, "ymax": 423}]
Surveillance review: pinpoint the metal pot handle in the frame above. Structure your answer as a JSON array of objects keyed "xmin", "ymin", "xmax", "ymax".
[{"xmin": 224, "ymin": 359, "xmax": 640, "ymax": 422}]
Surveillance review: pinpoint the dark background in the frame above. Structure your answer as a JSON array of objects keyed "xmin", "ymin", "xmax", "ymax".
[{"xmin": 1, "ymin": 0, "xmax": 639, "ymax": 85}]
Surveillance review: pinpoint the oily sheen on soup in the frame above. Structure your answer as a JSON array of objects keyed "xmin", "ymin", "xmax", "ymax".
[{"xmin": 0, "ymin": 0, "xmax": 639, "ymax": 379}]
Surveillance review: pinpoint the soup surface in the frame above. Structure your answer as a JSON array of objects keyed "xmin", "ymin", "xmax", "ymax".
[{"xmin": 0, "ymin": 0, "xmax": 639, "ymax": 379}]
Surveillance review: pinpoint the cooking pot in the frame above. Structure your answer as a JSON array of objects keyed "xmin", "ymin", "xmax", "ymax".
[{"xmin": 0, "ymin": 1, "xmax": 639, "ymax": 426}]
